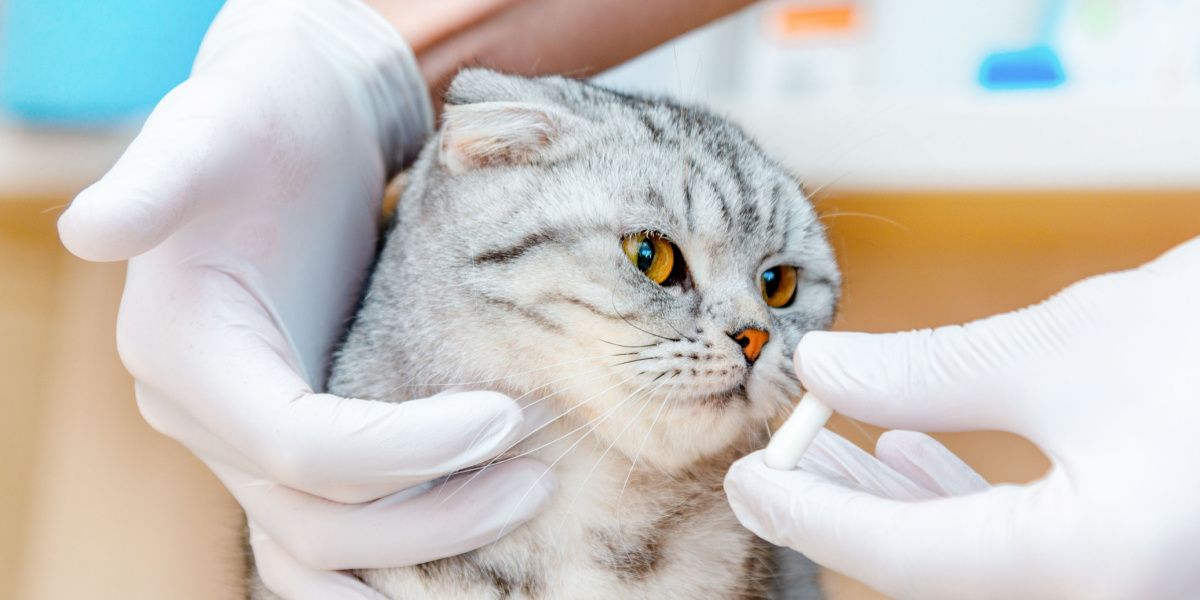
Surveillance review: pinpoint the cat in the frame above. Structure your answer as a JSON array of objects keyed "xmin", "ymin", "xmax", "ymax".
[{"xmin": 248, "ymin": 68, "xmax": 840, "ymax": 599}]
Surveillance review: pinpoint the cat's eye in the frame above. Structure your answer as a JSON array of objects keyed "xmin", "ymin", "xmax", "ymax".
[
  {"xmin": 622, "ymin": 232, "xmax": 678, "ymax": 285},
  {"xmin": 760, "ymin": 265, "xmax": 798, "ymax": 308}
]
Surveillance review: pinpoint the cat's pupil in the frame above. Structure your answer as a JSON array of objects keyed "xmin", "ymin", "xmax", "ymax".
[
  {"xmin": 637, "ymin": 240, "xmax": 655, "ymax": 271},
  {"xmin": 763, "ymin": 268, "xmax": 779, "ymax": 296}
]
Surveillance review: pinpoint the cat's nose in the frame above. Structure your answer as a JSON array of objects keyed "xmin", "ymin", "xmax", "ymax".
[{"xmin": 729, "ymin": 327, "xmax": 769, "ymax": 365}]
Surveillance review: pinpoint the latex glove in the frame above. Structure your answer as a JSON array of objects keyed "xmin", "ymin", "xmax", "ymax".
[
  {"xmin": 58, "ymin": 1, "xmax": 554, "ymax": 598},
  {"xmin": 727, "ymin": 236, "xmax": 1200, "ymax": 600}
]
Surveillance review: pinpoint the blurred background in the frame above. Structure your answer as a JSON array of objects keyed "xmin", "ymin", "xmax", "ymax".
[{"xmin": 2, "ymin": 1, "xmax": 1198, "ymax": 598}]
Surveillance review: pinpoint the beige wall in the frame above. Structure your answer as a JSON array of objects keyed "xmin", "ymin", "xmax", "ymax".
[
  {"xmin": 1, "ymin": 203, "xmax": 62, "ymax": 597},
  {"xmin": 1, "ymin": 201, "xmax": 244, "ymax": 599},
  {"xmin": 2, "ymin": 191, "xmax": 1198, "ymax": 599}
]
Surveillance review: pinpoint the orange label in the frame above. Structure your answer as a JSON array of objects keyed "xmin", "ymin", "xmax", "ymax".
[{"xmin": 771, "ymin": 4, "xmax": 857, "ymax": 37}]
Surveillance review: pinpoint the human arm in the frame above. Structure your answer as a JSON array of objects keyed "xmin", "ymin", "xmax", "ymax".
[{"xmin": 367, "ymin": 0, "xmax": 754, "ymax": 111}]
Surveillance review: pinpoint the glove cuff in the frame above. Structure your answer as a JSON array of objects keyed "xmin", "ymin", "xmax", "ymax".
[{"xmin": 345, "ymin": 0, "xmax": 435, "ymax": 174}]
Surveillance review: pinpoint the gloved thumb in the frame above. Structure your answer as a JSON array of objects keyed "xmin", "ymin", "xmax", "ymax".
[
  {"xmin": 59, "ymin": 78, "xmax": 244, "ymax": 261},
  {"xmin": 725, "ymin": 451, "xmax": 1044, "ymax": 599},
  {"xmin": 793, "ymin": 306, "xmax": 1056, "ymax": 434}
]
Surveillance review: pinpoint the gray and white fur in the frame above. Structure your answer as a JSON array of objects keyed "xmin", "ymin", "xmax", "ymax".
[{"xmin": 249, "ymin": 69, "xmax": 840, "ymax": 599}]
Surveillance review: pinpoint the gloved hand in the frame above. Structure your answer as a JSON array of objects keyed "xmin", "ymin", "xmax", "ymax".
[
  {"xmin": 57, "ymin": 1, "xmax": 554, "ymax": 598},
  {"xmin": 726, "ymin": 236, "xmax": 1200, "ymax": 600}
]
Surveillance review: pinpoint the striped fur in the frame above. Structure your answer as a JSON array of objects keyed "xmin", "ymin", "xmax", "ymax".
[{"xmin": 248, "ymin": 69, "xmax": 839, "ymax": 599}]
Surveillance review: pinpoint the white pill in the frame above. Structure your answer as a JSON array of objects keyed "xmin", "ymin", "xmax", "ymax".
[{"xmin": 763, "ymin": 392, "xmax": 833, "ymax": 470}]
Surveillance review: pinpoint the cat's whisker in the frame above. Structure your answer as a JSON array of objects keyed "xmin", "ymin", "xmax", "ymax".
[
  {"xmin": 610, "ymin": 293, "xmax": 680, "ymax": 342},
  {"xmin": 431, "ymin": 367, "xmax": 617, "ymax": 502},
  {"xmin": 838, "ymin": 415, "xmax": 878, "ymax": 448},
  {"xmin": 779, "ymin": 400, "xmax": 796, "ymax": 417},
  {"xmin": 459, "ymin": 364, "xmax": 615, "ymax": 459},
  {"xmin": 383, "ymin": 361, "xmax": 439, "ymax": 396},
  {"xmin": 656, "ymin": 390, "xmax": 686, "ymax": 484},
  {"xmin": 558, "ymin": 377, "xmax": 676, "ymax": 530},
  {"xmin": 385, "ymin": 356, "xmax": 608, "ymax": 413},
  {"xmin": 513, "ymin": 366, "xmax": 615, "ymax": 412},
  {"xmin": 660, "ymin": 319, "xmax": 695, "ymax": 343},
  {"xmin": 803, "ymin": 175, "xmax": 841, "ymax": 202},
  {"xmin": 38, "ymin": 202, "xmax": 70, "ymax": 215},
  {"xmin": 608, "ymin": 356, "xmax": 658, "ymax": 367},
  {"xmin": 453, "ymin": 371, "xmax": 665, "ymax": 479},
  {"xmin": 387, "ymin": 355, "xmax": 607, "ymax": 395},
  {"xmin": 816, "ymin": 210, "xmax": 910, "ymax": 232},
  {"xmin": 597, "ymin": 339, "xmax": 661, "ymax": 349},
  {"xmin": 485, "ymin": 374, "xmax": 668, "ymax": 545},
  {"xmin": 508, "ymin": 370, "xmax": 644, "ymax": 444},
  {"xmin": 391, "ymin": 354, "xmax": 616, "ymax": 391},
  {"xmin": 614, "ymin": 374, "xmax": 680, "ymax": 511},
  {"xmin": 458, "ymin": 374, "xmax": 611, "ymax": 456},
  {"xmin": 463, "ymin": 373, "xmax": 663, "ymax": 477},
  {"xmin": 433, "ymin": 371, "xmax": 645, "ymax": 506},
  {"xmin": 758, "ymin": 370, "xmax": 804, "ymax": 416}
]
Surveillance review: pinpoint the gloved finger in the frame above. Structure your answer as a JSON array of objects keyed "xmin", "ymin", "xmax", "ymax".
[
  {"xmin": 726, "ymin": 451, "xmax": 1040, "ymax": 600},
  {"xmin": 874, "ymin": 430, "xmax": 990, "ymax": 497},
  {"xmin": 59, "ymin": 78, "xmax": 249, "ymax": 262},
  {"xmin": 121, "ymin": 282, "xmax": 533, "ymax": 503},
  {"xmin": 797, "ymin": 429, "xmax": 937, "ymax": 501},
  {"xmin": 793, "ymin": 306, "xmax": 1058, "ymax": 433},
  {"xmin": 218, "ymin": 458, "xmax": 556, "ymax": 570},
  {"xmin": 140, "ymin": 380, "xmax": 532, "ymax": 505},
  {"xmin": 248, "ymin": 522, "xmax": 388, "ymax": 600}
]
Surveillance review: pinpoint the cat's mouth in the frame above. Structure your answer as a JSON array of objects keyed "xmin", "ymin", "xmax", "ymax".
[{"xmin": 698, "ymin": 383, "xmax": 748, "ymax": 407}]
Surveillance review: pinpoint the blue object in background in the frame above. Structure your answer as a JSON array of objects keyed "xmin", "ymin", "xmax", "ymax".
[
  {"xmin": 0, "ymin": 0, "xmax": 226, "ymax": 126},
  {"xmin": 979, "ymin": 45, "xmax": 1066, "ymax": 90},
  {"xmin": 978, "ymin": 0, "xmax": 1068, "ymax": 91}
]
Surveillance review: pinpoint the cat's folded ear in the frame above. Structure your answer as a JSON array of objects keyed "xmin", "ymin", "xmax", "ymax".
[
  {"xmin": 438, "ymin": 101, "xmax": 579, "ymax": 174},
  {"xmin": 439, "ymin": 68, "xmax": 584, "ymax": 174}
]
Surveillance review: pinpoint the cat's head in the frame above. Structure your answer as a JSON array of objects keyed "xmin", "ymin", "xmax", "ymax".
[{"xmin": 360, "ymin": 69, "xmax": 838, "ymax": 472}]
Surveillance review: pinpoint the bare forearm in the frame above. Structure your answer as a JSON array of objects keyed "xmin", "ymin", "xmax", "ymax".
[{"xmin": 365, "ymin": 0, "xmax": 753, "ymax": 111}]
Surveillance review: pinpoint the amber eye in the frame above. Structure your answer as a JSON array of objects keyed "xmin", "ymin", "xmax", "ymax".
[
  {"xmin": 622, "ymin": 232, "xmax": 676, "ymax": 285},
  {"xmin": 760, "ymin": 265, "xmax": 798, "ymax": 308}
]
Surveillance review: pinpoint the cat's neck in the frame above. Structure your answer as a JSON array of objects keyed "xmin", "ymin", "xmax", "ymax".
[{"xmin": 356, "ymin": 385, "xmax": 772, "ymax": 598}]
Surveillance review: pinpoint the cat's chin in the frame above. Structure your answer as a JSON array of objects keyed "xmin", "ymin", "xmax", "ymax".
[
  {"xmin": 629, "ymin": 426, "xmax": 759, "ymax": 475},
  {"xmin": 699, "ymin": 383, "xmax": 750, "ymax": 407},
  {"xmin": 591, "ymin": 392, "xmax": 773, "ymax": 474}
]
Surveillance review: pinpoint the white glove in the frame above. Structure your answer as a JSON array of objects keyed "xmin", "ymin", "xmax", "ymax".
[
  {"xmin": 58, "ymin": 1, "xmax": 554, "ymax": 598},
  {"xmin": 726, "ymin": 236, "xmax": 1200, "ymax": 600}
]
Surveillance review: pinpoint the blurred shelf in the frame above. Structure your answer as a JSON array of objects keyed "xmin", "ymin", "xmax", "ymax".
[
  {"xmin": 2, "ymin": 96, "xmax": 1199, "ymax": 198},
  {"xmin": 713, "ymin": 95, "xmax": 1200, "ymax": 191},
  {"xmin": 0, "ymin": 121, "xmax": 137, "ymax": 200}
]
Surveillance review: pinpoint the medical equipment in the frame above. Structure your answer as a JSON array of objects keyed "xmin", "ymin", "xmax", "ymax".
[
  {"xmin": 764, "ymin": 392, "xmax": 833, "ymax": 470},
  {"xmin": 978, "ymin": 0, "xmax": 1066, "ymax": 90}
]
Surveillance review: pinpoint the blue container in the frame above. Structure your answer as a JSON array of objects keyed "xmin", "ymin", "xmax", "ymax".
[{"xmin": 0, "ymin": 0, "xmax": 225, "ymax": 126}]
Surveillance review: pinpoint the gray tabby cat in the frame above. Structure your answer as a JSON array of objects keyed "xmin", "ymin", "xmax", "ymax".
[{"xmin": 249, "ymin": 68, "xmax": 840, "ymax": 599}]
